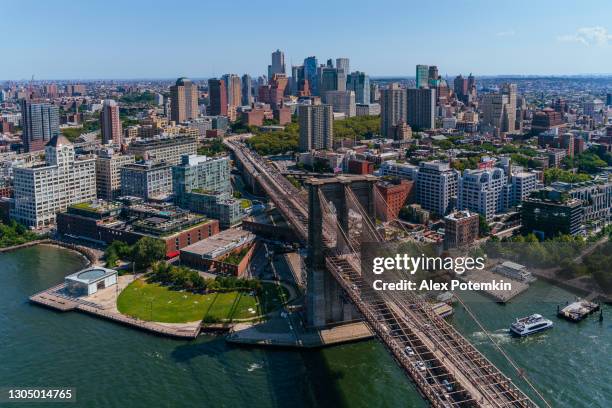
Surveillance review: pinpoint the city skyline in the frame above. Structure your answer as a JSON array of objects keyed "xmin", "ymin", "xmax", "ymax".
[{"xmin": 4, "ymin": 0, "xmax": 612, "ymax": 80}]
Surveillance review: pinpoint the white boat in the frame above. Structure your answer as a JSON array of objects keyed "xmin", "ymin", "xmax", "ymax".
[{"xmin": 510, "ymin": 314, "xmax": 553, "ymax": 336}]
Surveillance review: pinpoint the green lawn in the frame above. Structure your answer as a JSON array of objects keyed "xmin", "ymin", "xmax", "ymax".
[{"xmin": 117, "ymin": 279, "xmax": 289, "ymax": 323}]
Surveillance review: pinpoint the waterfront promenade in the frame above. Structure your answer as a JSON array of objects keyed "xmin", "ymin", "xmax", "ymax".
[{"xmin": 29, "ymin": 275, "xmax": 201, "ymax": 339}]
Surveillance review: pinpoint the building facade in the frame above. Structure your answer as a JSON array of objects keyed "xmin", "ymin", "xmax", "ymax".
[
  {"xmin": 170, "ymin": 77, "xmax": 199, "ymax": 123},
  {"xmin": 323, "ymin": 91, "xmax": 356, "ymax": 117},
  {"xmin": 406, "ymin": 88, "xmax": 436, "ymax": 130},
  {"xmin": 120, "ymin": 162, "xmax": 172, "ymax": 200},
  {"xmin": 298, "ymin": 104, "xmax": 334, "ymax": 151},
  {"xmin": 20, "ymin": 100, "xmax": 60, "ymax": 152},
  {"xmin": 457, "ymin": 168, "xmax": 508, "ymax": 220},
  {"xmin": 416, "ymin": 161, "xmax": 459, "ymax": 216},
  {"xmin": 380, "ymin": 84, "xmax": 407, "ymax": 138},
  {"xmin": 12, "ymin": 135, "xmax": 96, "ymax": 227},
  {"xmin": 95, "ymin": 149, "xmax": 135, "ymax": 200},
  {"xmin": 100, "ymin": 99, "xmax": 122, "ymax": 145},
  {"xmin": 127, "ymin": 135, "xmax": 197, "ymax": 165}
]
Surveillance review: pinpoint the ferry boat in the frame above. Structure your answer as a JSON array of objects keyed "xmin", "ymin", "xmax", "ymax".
[{"xmin": 510, "ymin": 314, "xmax": 553, "ymax": 336}]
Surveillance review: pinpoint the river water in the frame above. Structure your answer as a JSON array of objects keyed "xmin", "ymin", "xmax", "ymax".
[{"xmin": 0, "ymin": 245, "xmax": 609, "ymax": 407}]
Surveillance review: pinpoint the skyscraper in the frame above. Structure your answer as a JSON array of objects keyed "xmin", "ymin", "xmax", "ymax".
[
  {"xmin": 501, "ymin": 83, "xmax": 517, "ymax": 133},
  {"xmin": 428, "ymin": 66, "xmax": 439, "ymax": 87},
  {"xmin": 380, "ymin": 83, "xmax": 407, "ymax": 138},
  {"xmin": 100, "ymin": 99, "xmax": 122, "ymax": 145},
  {"xmin": 291, "ymin": 65, "xmax": 305, "ymax": 95},
  {"xmin": 406, "ymin": 88, "xmax": 436, "ymax": 130},
  {"xmin": 323, "ymin": 91, "xmax": 356, "ymax": 117},
  {"xmin": 454, "ymin": 75, "xmax": 468, "ymax": 103},
  {"xmin": 304, "ymin": 56, "xmax": 319, "ymax": 95},
  {"xmin": 269, "ymin": 49, "xmax": 286, "ymax": 78},
  {"xmin": 347, "ymin": 71, "xmax": 370, "ymax": 104},
  {"xmin": 335, "ymin": 58, "xmax": 350, "ymax": 91},
  {"xmin": 208, "ymin": 78, "xmax": 227, "ymax": 116},
  {"xmin": 20, "ymin": 100, "xmax": 60, "ymax": 152},
  {"xmin": 222, "ymin": 74, "xmax": 242, "ymax": 108},
  {"xmin": 416, "ymin": 65, "xmax": 429, "ymax": 88},
  {"xmin": 170, "ymin": 77, "xmax": 199, "ymax": 123},
  {"xmin": 241, "ymin": 74, "xmax": 253, "ymax": 106},
  {"xmin": 298, "ymin": 104, "xmax": 333, "ymax": 151},
  {"xmin": 482, "ymin": 83, "xmax": 517, "ymax": 134},
  {"xmin": 318, "ymin": 66, "xmax": 338, "ymax": 95}
]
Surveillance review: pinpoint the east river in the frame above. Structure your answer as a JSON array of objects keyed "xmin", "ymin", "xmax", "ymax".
[{"xmin": 1, "ymin": 245, "xmax": 609, "ymax": 407}]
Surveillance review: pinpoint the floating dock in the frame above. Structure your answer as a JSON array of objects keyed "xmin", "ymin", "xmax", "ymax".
[{"xmin": 558, "ymin": 299, "xmax": 600, "ymax": 322}]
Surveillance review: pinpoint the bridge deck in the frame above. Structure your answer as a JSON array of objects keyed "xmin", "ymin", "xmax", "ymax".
[{"xmin": 226, "ymin": 138, "xmax": 538, "ymax": 408}]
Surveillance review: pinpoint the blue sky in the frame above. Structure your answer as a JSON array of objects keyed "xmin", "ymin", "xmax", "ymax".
[{"xmin": 3, "ymin": 0, "xmax": 612, "ymax": 79}]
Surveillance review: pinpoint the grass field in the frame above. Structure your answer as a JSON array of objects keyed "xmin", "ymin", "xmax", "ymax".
[{"xmin": 116, "ymin": 279, "xmax": 289, "ymax": 323}]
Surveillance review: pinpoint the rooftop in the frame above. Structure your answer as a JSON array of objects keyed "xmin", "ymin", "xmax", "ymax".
[
  {"xmin": 180, "ymin": 229, "xmax": 255, "ymax": 259},
  {"xmin": 65, "ymin": 267, "xmax": 117, "ymax": 284}
]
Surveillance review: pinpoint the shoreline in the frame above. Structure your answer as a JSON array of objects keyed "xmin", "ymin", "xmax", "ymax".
[{"xmin": 1, "ymin": 239, "xmax": 98, "ymax": 267}]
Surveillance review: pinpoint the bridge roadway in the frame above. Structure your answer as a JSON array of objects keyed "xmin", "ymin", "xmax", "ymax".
[{"xmin": 225, "ymin": 138, "xmax": 538, "ymax": 408}]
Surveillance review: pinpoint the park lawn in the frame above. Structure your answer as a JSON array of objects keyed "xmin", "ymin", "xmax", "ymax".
[{"xmin": 117, "ymin": 279, "xmax": 289, "ymax": 323}]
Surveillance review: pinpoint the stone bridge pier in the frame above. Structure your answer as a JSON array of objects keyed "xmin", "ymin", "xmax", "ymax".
[{"xmin": 305, "ymin": 175, "xmax": 377, "ymax": 328}]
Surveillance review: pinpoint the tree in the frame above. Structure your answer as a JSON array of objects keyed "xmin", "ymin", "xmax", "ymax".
[
  {"xmin": 132, "ymin": 237, "xmax": 166, "ymax": 270},
  {"xmin": 479, "ymin": 215, "xmax": 491, "ymax": 237}
]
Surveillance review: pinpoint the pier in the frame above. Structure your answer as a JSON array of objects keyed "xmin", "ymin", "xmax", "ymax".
[{"xmin": 29, "ymin": 276, "xmax": 201, "ymax": 339}]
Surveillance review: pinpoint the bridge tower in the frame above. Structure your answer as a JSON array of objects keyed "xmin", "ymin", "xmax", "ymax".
[{"xmin": 305, "ymin": 175, "xmax": 377, "ymax": 328}]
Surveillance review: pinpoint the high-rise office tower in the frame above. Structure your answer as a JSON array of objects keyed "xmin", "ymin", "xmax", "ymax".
[
  {"xmin": 467, "ymin": 73, "xmax": 476, "ymax": 90},
  {"xmin": 347, "ymin": 71, "xmax": 370, "ymax": 104},
  {"xmin": 454, "ymin": 75, "xmax": 468, "ymax": 102},
  {"xmin": 428, "ymin": 66, "xmax": 439, "ymax": 87},
  {"xmin": 370, "ymin": 83, "xmax": 380, "ymax": 103},
  {"xmin": 298, "ymin": 104, "xmax": 333, "ymax": 151},
  {"xmin": 20, "ymin": 100, "xmax": 60, "ymax": 152},
  {"xmin": 416, "ymin": 65, "xmax": 429, "ymax": 88},
  {"xmin": 222, "ymin": 74, "xmax": 242, "ymax": 108},
  {"xmin": 406, "ymin": 88, "xmax": 436, "ymax": 130},
  {"xmin": 323, "ymin": 90, "xmax": 356, "ymax": 117},
  {"xmin": 319, "ymin": 66, "xmax": 338, "ymax": 95},
  {"xmin": 304, "ymin": 56, "xmax": 319, "ymax": 95},
  {"xmin": 170, "ymin": 77, "xmax": 199, "ymax": 123},
  {"xmin": 269, "ymin": 49, "xmax": 286, "ymax": 78},
  {"xmin": 291, "ymin": 65, "xmax": 305, "ymax": 95},
  {"xmin": 380, "ymin": 83, "xmax": 407, "ymax": 138},
  {"xmin": 336, "ymin": 58, "xmax": 350, "ymax": 91},
  {"xmin": 241, "ymin": 74, "xmax": 253, "ymax": 106},
  {"xmin": 501, "ymin": 83, "xmax": 517, "ymax": 133},
  {"xmin": 482, "ymin": 83, "xmax": 517, "ymax": 134},
  {"xmin": 482, "ymin": 93, "xmax": 509, "ymax": 132},
  {"xmin": 100, "ymin": 99, "xmax": 122, "ymax": 145},
  {"xmin": 208, "ymin": 78, "xmax": 227, "ymax": 116}
]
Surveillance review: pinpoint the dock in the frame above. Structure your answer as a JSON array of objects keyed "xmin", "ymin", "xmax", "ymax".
[
  {"xmin": 558, "ymin": 299, "xmax": 600, "ymax": 322},
  {"xmin": 459, "ymin": 268, "xmax": 529, "ymax": 303},
  {"xmin": 29, "ymin": 278, "xmax": 201, "ymax": 339}
]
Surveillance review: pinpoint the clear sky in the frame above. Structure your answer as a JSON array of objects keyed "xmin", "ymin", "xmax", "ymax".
[{"xmin": 3, "ymin": 0, "xmax": 612, "ymax": 80}]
